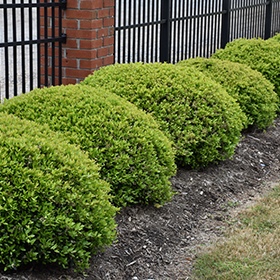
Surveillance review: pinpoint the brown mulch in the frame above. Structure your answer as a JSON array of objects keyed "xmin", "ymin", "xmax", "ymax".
[{"xmin": 1, "ymin": 118, "xmax": 280, "ymax": 280}]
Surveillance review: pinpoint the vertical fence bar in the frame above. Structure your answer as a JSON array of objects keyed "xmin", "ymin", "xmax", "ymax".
[
  {"xmin": 196, "ymin": 0, "xmax": 201, "ymax": 56},
  {"xmin": 185, "ymin": 0, "xmax": 189, "ymax": 59},
  {"xmin": 212, "ymin": 0, "xmax": 218, "ymax": 54},
  {"xmin": 132, "ymin": 0, "xmax": 136, "ymax": 62},
  {"xmin": 278, "ymin": 2, "xmax": 280, "ymax": 34},
  {"xmin": 265, "ymin": 0, "xmax": 272, "ymax": 39},
  {"xmin": 188, "ymin": 1, "xmax": 193, "ymax": 58},
  {"xmin": 37, "ymin": 0, "xmax": 41, "ymax": 88},
  {"xmin": 174, "ymin": 0, "xmax": 178, "ymax": 63},
  {"xmin": 151, "ymin": 0, "xmax": 155, "ymax": 62},
  {"xmin": 4, "ymin": 0, "xmax": 9, "ymax": 99},
  {"xmin": 249, "ymin": 0, "xmax": 253, "ymax": 37},
  {"xmin": 118, "ymin": 0, "xmax": 121, "ymax": 63},
  {"xmin": 255, "ymin": 0, "xmax": 259, "ymax": 37},
  {"xmin": 236, "ymin": 0, "xmax": 240, "ymax": 39},
  {"xmin": 243, "ymin": 1, "xmax": 247, "ymax": 37},
  {"xmin": 221, "ymin": 0, "xmax": 230, "ymax": 48},
  {"xmin": 263, "ymin": 0, "xmax": 267, "ymax": 38},
  {"xmin": 207, "ymin": 0, "xmax": 212, "ymax": 57},
  {"xmin": 180, "ymin": 0, "xmax": 185, "ymax": 61},
  {"xmin": 156, "ymin": 0, "xmax": 160, "ymax": 61},
  {"xmin": 212, "ymin": 1, "xmax": 219, "ymax": 52},
  {"xmin": 44, "ymin": 0, "xmax": 48, "ymax": 86},
  {"xmin": 248, "ymin": 0, "xmax": 252, "ymax": 38},
  {"xmin": 192, "ymin": 1, "xmax": 196, "ymax": 58},
  {"xmin": 12, "ymin": 0, "xmax": 17, "ymax": 96},
  {"xmin": 232, "ymin": 0, "xmax": 236, "ymax": 39},
  {"xmin": 171, "ymin": 0, "xmax": 175, "ymax": 62},
  {"xmin": 58, "ymin": 0, "xmax": 63, "ymax": 85},
  {"xmin": 253, "ymin": 0, "xmax": 256, "ymax": 37},
  {"xmin": 141, "ymin": 0, "xmax": 145, "ymax": 62},
  {"xmin": 51, "ymin": 0, "xmax": 55, "ymax": 85},
  {"xmin": 243, "ymin": 0, "xmax": 246, "ymax": 37},
  {"xmin": 230, "ymin": 0, "xmax": 233, "ymax": 41},
  {"xmin": 262, "ymin": 1, "xmax": 266, "ymax": 37},
  {"xmin": 177, "ymin": 0, "xmax": 181, "ymax": 62},
  {"xmin": 260, "ymin": 0, "xmax": 264, "ymax": 37},
  {"xmin": 146, "ymin": 0, "xmax": 150, "ymax": 62},
  {"xmin": 160, "ymin": 0, "xmax": 170, "ymax": 62},
  {"xmin": 238, "ymin": 0, "xmax": 243, "ymax": 38},
  {"xmin": 122, "ymin": 0, "xmax": 126, "ymax": 62},
  {"xmin": 21, "ymin": 0, "xmax": 26, "ymax": 93},
  {"xmin": 196, "ymin": 1, "xmax": 199, "ymax": 57},
  {"xmin": 202, "ymin": 0, "xmax": 206, "ymax": 58},
  {"xmin": 137, "ymin": 0, "xmax": 141, "ymax": 61},
  {"xmin": 257, "ymin": 0, "xmax": 261, "ymax": 37},
  {"xmin": 128, "ymin": 0, "xmax": 131, "ymax": 62},
  {"xmin": 29, "ymin": 0, "xmax": 33, "ymax": 90},
  {"xmin": 206, "ymin": 0, "xmax": 210, "ymax": 57},
  {"xmin": 276, "ymin": 2, "xmax": 280, "ymax": 35}
]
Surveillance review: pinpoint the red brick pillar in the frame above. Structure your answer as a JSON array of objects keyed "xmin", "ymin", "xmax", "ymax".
[{"xmin": 40, "ymin": 0, "xmax": 115, "ymax": 86}]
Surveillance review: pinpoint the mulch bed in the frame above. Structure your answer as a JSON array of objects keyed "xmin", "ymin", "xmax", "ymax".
[{"xmin": 2, "ymin": 118, "xmax": 280, "ymax": 280}]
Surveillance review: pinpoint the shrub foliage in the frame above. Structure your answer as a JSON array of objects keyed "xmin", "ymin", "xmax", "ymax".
[
  {"xmin": 212, "ymin": 37, "xmax": 280, "ymax": 99},
  {"xmin": 0, "ymin": 113, "xmax": 117, "ymax": 271},
  {"xmin": 268, "ymin": 33, "xmax": 280, "ymax": 43},
  {"xmin": 177, "ymin": 57, "xmax": 278, "ymax": 129},
  {"xmin": 0, "ymin": 85, "xmax": 176, "ymax": 206},
  {"xmin": 82, "ymin": 62, "xmax": 245, "ymax": 168}
]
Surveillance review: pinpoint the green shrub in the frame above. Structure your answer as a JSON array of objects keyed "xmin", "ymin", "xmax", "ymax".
[
  {"xmin": 177, "ymin": 57, "xmax": 278, "ymax": 129},
  {"xmin": 212, "ymin": 37, "xmax": 280, "ymax": 99},
  {"xmin": 0, "ymin": 85, "xmax": 176, "ymax": 206},
  {"xmin": 0, "ymin": 112, "xmax": 117, "ymax": 271},
  {"xmin": 267, "ymin": 33, "xmax": 280, "ymax": 43},
  {"xmin": 82, "ymin": 62, "xmax": 246, "ymax": 168}
]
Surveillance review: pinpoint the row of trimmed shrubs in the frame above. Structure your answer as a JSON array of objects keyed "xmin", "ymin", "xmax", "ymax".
[{"xmin": 0, "ymin": 33, "xmax": 279, "ymax": 272}]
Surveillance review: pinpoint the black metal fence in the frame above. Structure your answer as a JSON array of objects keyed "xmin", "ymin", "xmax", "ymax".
[
  {"xmin": 0, "ymin": 0, "xmax": 66, "ymax": 100},
  {"xmin": 115, "ymin": 0, "xmax": 280, "ymax": 64}
]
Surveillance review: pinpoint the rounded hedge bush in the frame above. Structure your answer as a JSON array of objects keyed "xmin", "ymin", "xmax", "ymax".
[
  {"xmin": 268, "ymin": 33, "xmax": 280, "ymax": 43},
  {"xmin": 0, "ymin": 85, "xmax": 176, "ymax": 206},
  {"xmin": 82, "ymin": 62, "xmax": 246, "ymax": 168},
  {"xmin": 212, "ymin": 37, "xmax": 280, "ymax": 99},
  {"xmin": 177, "ymin": 57, "xmax": 278, "ymax": 129},
  {"xmin": 0, "ymin": 112, "xmax": 117, "ymax": 271}
]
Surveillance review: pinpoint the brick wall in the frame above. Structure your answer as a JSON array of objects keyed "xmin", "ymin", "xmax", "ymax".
[{"xmin": 40, "ymin": 0, "xmax": 115, "ymax": 86}]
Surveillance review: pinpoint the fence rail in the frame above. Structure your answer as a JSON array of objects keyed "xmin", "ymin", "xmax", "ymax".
[{"xmin": 115, "ymin": 0, "xmax": 280, "ymax": 64}]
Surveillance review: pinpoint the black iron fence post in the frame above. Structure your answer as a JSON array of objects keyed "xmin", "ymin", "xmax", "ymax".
[
  {"xmin": 265, "ymin": 0, "xmax": 272, "ymax": 39},
  {"xmin": 160, "ymin": 0, "xmax": 171, "ymax": 63},
  {"xmin": 221, "ymin": 0, "xmax": 230, "ymax": 49}
]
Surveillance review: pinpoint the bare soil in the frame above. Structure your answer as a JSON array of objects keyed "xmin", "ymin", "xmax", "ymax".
[{"xmin": 1, "ymin": 118, "xmax": 280, "ymax": 280}]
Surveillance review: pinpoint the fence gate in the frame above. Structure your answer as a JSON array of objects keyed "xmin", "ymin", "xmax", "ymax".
[
  {"xmin": 0, "ymin": 0, "xmax": 66, "ymax": 101},
  {"xmin": 115, "ymin": 0, "xmax": 280, "ymax": 64}
]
